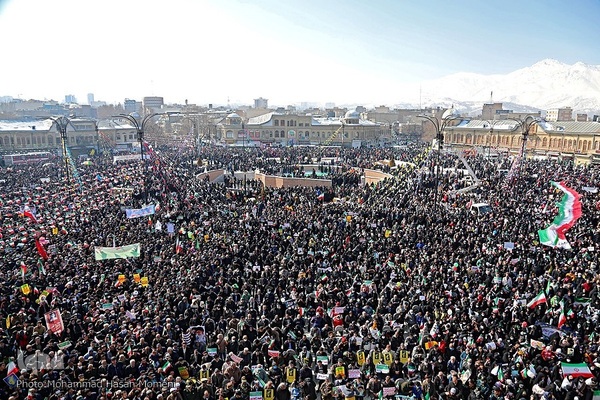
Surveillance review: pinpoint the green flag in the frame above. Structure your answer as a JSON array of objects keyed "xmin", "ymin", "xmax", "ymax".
[{"xmin": 94, "ymin": 243, "xmax": 141, "ymax": 260}]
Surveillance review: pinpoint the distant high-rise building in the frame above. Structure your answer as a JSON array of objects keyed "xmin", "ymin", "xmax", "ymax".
[
  {"xmin": 143, "ymin": 96, "xmax": 164, "ymax": 113},
  {"xmin": 124, "ymin": 99, "xmax": 139, "ymax": 114},
  {"xmin": 546, "ymin": 107, "xmax": 573, "ymax": 122},
  {"xmin": 482, "ymin": 103, "xmax": 503, "ymax": 120},
  {"xmin": 64, "ymin": 94, "xmax": 77, "ymax": 104},
  {"xmin": 254, "ymin": 97, "xmax": 268, "ymax": 109},
  {"xmin": 87, "ymin": 93, "xmax": 95, "ymax": 105}
]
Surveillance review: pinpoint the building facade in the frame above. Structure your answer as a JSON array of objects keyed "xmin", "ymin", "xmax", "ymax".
[
  {"xmin": 0, "ymin": 118, "xmax": 140, "ymax": 157},
  {"xmin": 216, "ymin": 110, "xmax": 391, "ymax": 147},
  {"xmin": 445, "ymin": 119, "xmax": 600, "ymax": 164},
  {"xmin": 253, "ymin": 98, "xmax": 268, "ymax": 109},
  {"xmin": 142, "ymin": 97, "xmax": 164, "ymax": 113},
  {"xmin": 545, "ymin": 107, "xmax": 573, "ymax": 122}
]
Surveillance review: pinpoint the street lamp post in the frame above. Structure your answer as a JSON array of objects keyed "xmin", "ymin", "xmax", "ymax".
[
  {"xmin": 48, "ymin": 116, "xmax": 73, "ymax": 184},
  {"xmin": 508, "ymin": 115, "xmax": 541, "ymax": 179},
  {"xmin": 114, "ymin": 112, "xmax": 161, "ymax": 204},
  {"xmin": 94, "ymin": 121, "xmax": 100, "ymax": 156},
  {"xmin": 482, "ymin": 120, "xmax": 500, "ymax": 157},
  {"xmin": 418, "ymin": 109, "xmax": 461, "ymax": 212},
  {"xmin": 179, "ymin": 115, "xmax": 199, "ymax": 162}
]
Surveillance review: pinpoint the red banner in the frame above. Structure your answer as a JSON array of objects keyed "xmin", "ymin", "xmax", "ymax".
[
  {"xmin": 44, "ymin": 309, "xmax": 64, "ymax": 335},
  {"xmin": 36, "ymin": 238, "xmax": 49, "ymax": 260}
]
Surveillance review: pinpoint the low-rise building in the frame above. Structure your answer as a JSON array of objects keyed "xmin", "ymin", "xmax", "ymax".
[
  {"xmin": 216, "ymin": 109, "xmax": 388, "ymax": 147},
  {"xmin": 445, "ymin": 118, "xmax": 600, "ymax": 164}
]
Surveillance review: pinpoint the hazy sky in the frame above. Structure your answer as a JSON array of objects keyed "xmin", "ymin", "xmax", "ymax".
[{"xmin": 0, "ymin": 0, "xmax": 598, "ymax": 107}]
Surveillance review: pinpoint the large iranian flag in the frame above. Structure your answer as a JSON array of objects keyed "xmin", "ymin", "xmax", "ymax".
[
  {"xmin": 538, "ymin": 181, "xmax": 582, "ymax": 250},
  {"xmin": 561, "ymin": 362, "xmax": 593, "ymax": 378}
]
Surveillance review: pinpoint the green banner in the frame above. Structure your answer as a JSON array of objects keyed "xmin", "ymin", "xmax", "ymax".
[
  {"xmin": 94, "ymin": 243, "xmax": 141, "ymax": 260},
  {"xmin": 375, "ymin": 364, "xmax": 389, "ymax": 373}
]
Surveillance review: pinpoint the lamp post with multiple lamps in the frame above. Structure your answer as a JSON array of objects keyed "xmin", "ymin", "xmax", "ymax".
[
  {"xmin": 507, "ymin": 115, "xmax": 542, "ymax": 180},
  {"xmin": 418, "ymin": 108, "xmax": 461, "ymax": 212},
  {"xmin": 113, "ymin": 112, "xmax": 161, "ymax": 204},
  {"xmin": 178, "ymin": 115, "xmax": 199, "ymax": 162},
  {"xmin": 482, "ymin": 119, "xmax": 500, "ymax": 157},
  {"xmin": 48, "ymin": 116, "xmax": 74, "ymax": 185}
]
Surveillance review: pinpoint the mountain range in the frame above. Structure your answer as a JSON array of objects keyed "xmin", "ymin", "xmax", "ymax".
[{"xmin": 395, "ymin": 59, "xmax": 600, "ymax": 116}]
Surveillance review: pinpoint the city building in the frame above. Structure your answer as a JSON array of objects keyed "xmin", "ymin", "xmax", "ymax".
[
  {"xmin": 217, "ymin": 109, "xmax": 388, "ymax": 147},
  {"xmin": 0, "ymin": 117, "xmax": 140, "ymax": 157},
  {"xmin": 482, "ymin": 103, "xmax": 504, "ymax": 120},
  {"xmin": 445, "ymin": 118, "xmax": 600, "ymax": 164},
  {"xmin": 87, "ymin": 93, "xmax": 95, "ymax": 105},
  {"xmin": 253, "ymin": 97, "xmax": 268, "ymax": 109},
  {"xmin": 64, "ymin": 94, "xmax": 77, "ymax": 104},
  {"xmin": 124, "ymin": 99, "xmax": 140, "ymax": 114},
  {"xmin": 142, "ymin": 96, "xmax": 164, "ymax": 113},
  {"xmin": 545, "ymin": 107, "xmax": 573, "ymax": 122}
]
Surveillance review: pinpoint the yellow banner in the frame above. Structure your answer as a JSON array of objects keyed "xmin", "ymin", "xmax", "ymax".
[
  {"xmin": 199, "ymin": 370, "xmax": 210, "ymax": 381},
  {"xmin": 286, "ymin": 367, "xmax": 296, "ymax": 383},
  {"xmin": 21, "ymin": 284, "xmax": 31, "ymax": 295},
  {"xmin": 383, "ymin": 352, "xmax": 393, "ymax": 366},
  {"xmin": 357, "ymin": 351, "xmax": 366, "ymax": 366},
  {"xmin": 399, "ymin": 350, "xmax": 410, "ymax": 364},
  {"xmin": 372, "ymin": 351, "xmax": 381, "ymax": 365},
  {"xmin": 264, "ymin": 389, "xmax": 274, "ymax": 400}
]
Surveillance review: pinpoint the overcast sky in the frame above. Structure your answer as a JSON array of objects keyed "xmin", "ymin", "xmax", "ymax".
[{"xmin": 0, "ymin": 0, "xmax": 598, "ymax": 107}]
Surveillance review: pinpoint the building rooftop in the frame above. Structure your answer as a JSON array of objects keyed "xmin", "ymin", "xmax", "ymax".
[
  {"xmin": 453, "ymin": 119, "xmax": 600, "ymax": 134},
  {"xmin": 0, "ymin": 119, "xmax": 54, "ymax": 131},
  {"xmin": 454, "ymin": 120, "xmax": 520, "ymax": 130},
  {"xmin": 538, "ymin": 121, "xmax": 600, "ymax": 133}
]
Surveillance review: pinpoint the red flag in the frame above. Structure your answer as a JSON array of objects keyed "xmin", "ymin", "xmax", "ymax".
[{"xmin": 35, "ymin": 238, "xmax": 49, "ymax": 260}]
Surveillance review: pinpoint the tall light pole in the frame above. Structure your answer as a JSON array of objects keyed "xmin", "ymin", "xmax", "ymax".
[
  {"xmin": 113, "ymin": 112, "xmax": 161, "ymax": 204},
  {"xmin": 48, "ymin": 116, "xmax": 73, "ymax": 184},
  {"xmin": 482, "ymin": 120, "xmax": 500, "ymax": 157},
  {"xmin": 508, "ymin": 115, "xmax": 541, "ymax": 179},
  {"xmin": 94, "ymin": 121, "xmax": 100, "ymax": 156},
  {"xmin": 418, "ymin": 108, "xmax": 461, "ymax": 212},
  {"xmin": 179, "ymin": 115, "xmax": 199, "ymax": 160}
]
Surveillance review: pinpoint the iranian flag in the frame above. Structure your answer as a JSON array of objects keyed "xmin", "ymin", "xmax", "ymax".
[
  {"xmin": 558, "ymin": 308, "xmax": 567, "ymax": 328},
  {"xmin": 561, "ymin": 362, "xmax": 593, "ymax": 378},
  {"xmin": 538, "ymin": 181, "xmax": 582, "ymax": 250},
  {"xmin": 22, "ymin": 205, "xmax": 37, "ymax": 223},
  {"xmin": 175, "ymin": 237, "xmax": 183, "ymax": 254},
  {"xmin": 267, "ymin": 350, "xmax": 280, "ymax": 358},
  {"xmin": 527, "ymin": 291, "xmax": 547, "ymax": 309},
  {"xmin": 6, "ymin": 361, "xmax": 18, "ymax": 376},
  {"xmin": 20, "ymin": 262, "xmax": 27, "ymax": 279},
  {"xmin": 162, "ymin": 361, "xmax": 172, "ymax": 372},
  {"xmin": 558, "ymin": 300, "xmax": 574, "ymax": 328}
]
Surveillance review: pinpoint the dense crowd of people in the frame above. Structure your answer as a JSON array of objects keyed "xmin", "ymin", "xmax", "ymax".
[{"xmin": 0, "ymin": 143, "xmax": 599, "ymax": 400}]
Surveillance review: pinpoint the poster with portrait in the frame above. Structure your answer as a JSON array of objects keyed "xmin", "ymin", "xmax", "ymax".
[{"xmin": 44, "ymin": 309, "xmax": 64, "ymax": 335}]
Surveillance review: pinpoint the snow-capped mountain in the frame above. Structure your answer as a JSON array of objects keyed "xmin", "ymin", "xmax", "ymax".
[{"xmin": 406, "ymin": 59, "xmax": 600, "ymax": 115}]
